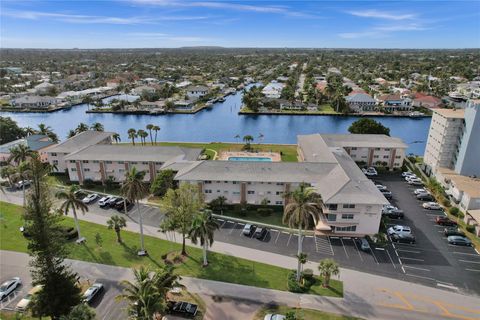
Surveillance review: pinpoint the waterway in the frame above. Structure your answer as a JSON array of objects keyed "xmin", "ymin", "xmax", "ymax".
[{"xmin": 1, "ymin": 90, "xmax": 431, "ymax": 155}]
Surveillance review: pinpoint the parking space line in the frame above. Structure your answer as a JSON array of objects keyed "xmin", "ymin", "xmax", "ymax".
[
  {"xmin": 386, "ymin": 249, "xmax": 396, "ymax": 268},
  {"xmin": 228, "ymin": 222, "xmax": 237, "ymax": 234},
  {"xmin": 459, "ymin": 259, "xmax": 480, "ymax": 264},
  {"xmin": 453, "ymin": 252, "xmax": 480, "ymax": 256},
  {"xmin": 370, "ymin": 248, "xmax": 380, "ymax": 264},
  {"xmin": 219, "ymin": 220, "xmax": 227, "ymax": 228},
  {"xmin": 397, "ymin": 249, "xmax": 421, "ymax": 254},
  {"xmin": 282, "ymin": 231, "xmax": 290, "ymax": 235},
  {"xmin": 403, "ymin": 265, "xmax": 430, "ymax": 272},
  {"xmin": 352, "ymin": 238, "xmax": 364, "ymax": 262},
  {"xmin": 275, "ymin": 231, "xmax": 281, "ymax": 244},
  {"xmin": 286, "ymin": 233, "xmax": 293, "ymax": 246},
  {"xmin": 400, "ymin": 257, "xmax": 424, "ymax": 262},
  {"xmin": 436, "ymin": 283, "xmax": 458, "ymax": 291},
  {"xmin": 217, "ymin": 218, "xmax": 225, "ymax": 222},
  {"xmin": 405, "ymin": 273, "xmax": 436, "ymax": 281},
  {"xmin": 340, "ymin": 237, "xmax": 349, "ymax": 258},
  {"xmin": 465, "ymin": 268, "xmax": 480, "ymax": 272}
]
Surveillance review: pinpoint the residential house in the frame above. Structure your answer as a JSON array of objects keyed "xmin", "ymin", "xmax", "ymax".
[
  {"xmin": 346, "ymin": 93, "xmax": 377, "ymax": 112},
  {"xmin": 262, "ymin": 81, "xmax": 285, "ymax": 99},
  {"xmin": 11, "ymin": 95, "xmax": 59, "ymax": 109},
  {"xmin": 33, "ymin": 82, "xmax": 55, "ymax": 95},
  {"xmin": 412, "ymin": 93, "xmax": 443, "ymax": 109},
  {"xmin": 132, "ymin": 85, "xmax": 156, "ymax": 95},
  {"xmin": 186, "ymin": 86, "xmax": 208, "ymax": 99},
  {"xmin": 377, "ymin": 94, "xmax": 412, "ymax": 112}
]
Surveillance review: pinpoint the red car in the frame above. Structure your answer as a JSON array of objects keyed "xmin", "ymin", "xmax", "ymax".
[{"xmin": 435, "ymin": 216, "xmax": 457, "ymax": 226}]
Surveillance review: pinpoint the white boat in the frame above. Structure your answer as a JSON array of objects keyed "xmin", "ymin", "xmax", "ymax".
[
  {"xmin": 448, "ymin": 92, "xmax": 467, "ymax": 101},
  {"xmin": 409, "ymin": 111, "xmax": 425, "ymax": 118}
]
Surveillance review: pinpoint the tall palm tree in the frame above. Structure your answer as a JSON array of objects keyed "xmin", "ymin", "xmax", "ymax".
[
  {"xmin": 318, "ymin": 258, "xmax": 340, "ymax": 287},
  {"xmin": 37, "ymin": 123, "xmax": 59, "ymax": 143},
  {"xmin": 234, "ymin": 134, "xmax": 240, "ymax": 143},
  {"xmin": 14, "ymin": 161, "xmax": 32, "ymax": 209},
  {"xmin": 117, "ymin": 266, "xmax": 179, "ymax": 319},
  {"xmin": 283, "ymin": 184, "xmax": 323, "ymax": 282},
  {"xmin": 107, "ymin": 215, "xmax": 127, "ymax": 243},
  {"xmin": 67, "ymin": 130, "xmax": 76, "ymax": 138},
  {"xmin": 297, "ymin": 252, "xmax": 308, "ymax": 276},
  {"xmin": 0, "ymin": 165, "xmax": 17, "ymax": 189},
  {"xmin": 243, "ymin": 135, "xmax": 254, "ymax": 145},
  {"xmin": 90, "ymin": 122, "xmax": 104, "ymax": 132},
  {"xmin": 76, "ymin": 123, "xmax": 89, "ymax": 134},
  {"xmin": 112, "ymin": 133, "xmax": 121, "ymax": 144},
  {"xmin": 137, "ymin": 130, "xmax": 148, "ymax": 146},
  {"xmin": 56, "ymin": 185, "xmax": 88, "ymax": 242},
  {"xmin": 188, "ymin": 210, "xmax": 219, "ymax": 266},
  {"xmin": 146, "ymin": 124, "xmax": 154, "ymax": 145},
  {"xmin": 152, "ymin": 125, "xmax": 160, "ymax": 145},
  {"xmin": 121, "ymin": 167, "xmax": 149, "ymax": 255},
  {"xmin": 127, "ymin": 129, "xmax": 137, "ymax": 146},
  {"xmin": 8, "ymin": 144, "xmax": 35, "ymax": 165},
  {"xmin": 23, "ymin": 126, "xmax": 36, "ymax": 136}
]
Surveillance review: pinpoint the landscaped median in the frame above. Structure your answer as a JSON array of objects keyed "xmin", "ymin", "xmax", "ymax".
[
  {"xmin": 254, "ymin": 305, "xmax": 363, "ymax": 320},
  {"xmin": 0, "ymin": 201, "xmax": 343, "ymax": 298}
]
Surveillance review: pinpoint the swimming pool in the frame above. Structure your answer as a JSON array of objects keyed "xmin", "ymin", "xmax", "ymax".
[{"xmin": 228, "ymin": 156, "xmax": 272, "ymax": 162}]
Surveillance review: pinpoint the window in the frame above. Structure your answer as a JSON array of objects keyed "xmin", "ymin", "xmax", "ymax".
[
  {"xmin": 335, "ymin": 226, "xmax": 357, "ymax": 232},
  {"xmin": 119, "ymin": 169, "xmax": 125, "ymax": 173},
  {"xmin": 342, "ymin": 204, "xmax": 355, "ymax": 209},
  {"xmin": 233, "ymin": 191, "xmax": 240, "ymax": 195},
  {"xmin": 118, "ymin": 161, "xmax": 124, "ymax": 164},
  {"xmin": 383, "ymin": 155, "xmax": 389, "ymax": 159},
  {"xmin": 53, "ymin": 160, "xmax": 58, "ymax": 165},
  {"xmin": 51, "ymin": 152, "xmax": 57, "ymax": 156},
  {"xmin": 375, "ymin": 148, "xmax": 380, "ymax": 151},
  {"xmin": 70, "ymin": 168, "xmax": 76, "ymax": 172},
  {"xmin": 69, "ymin": 160, "xmax": 75, "ymax": 163},
  {"xmin": 374, "ymin": 155, "xmax": 379, "ymax": 159},
  {"xmin": 106, "ymin": 161, "xmax": 112, "ymax": 164},
  {"xmin": 395, "ymin": 156, "xmax": 402, "ymax": 159},
  {"xmin": 93, "ymin": 160, "xmax": 99, "ymax": 163},
  {"xmin": 82, "ymin": 160, "xmax": 89, "ymax": 163},
  {"xmin": 247, "ymin": 190, "xmax": 255, "ymax": 194},
  {"xmin": 328, "ymin": 204, "xmax": 337, "ymax": 211},
  {"xmin": 142, "ymin": 162, "xmax": 149, "ymax": 165},
  {"xmin": 276, "ymin": 182, "xmax": 284, "ymax": 186},
  {"xmin": 327, "ymin": 214, "xmax": 337, "ymax": 221},
  {"xmin": 217, "ymin": 190, "xmax": 221, "ymax": 193},
  {"xmin": 204, "ymin": 189, "xmax": 212, "ymax": 194},
  {"xmin": 267, "ymin": 191, "xmax": 272, "ymax": 194},
  {"xmin": 385, "ymin": 148, "xmax": 390, "ymax": 151},
  {"xmin": 155, "ymin": 162, "xmax": 162, "ymax": 165},
  {"xmin": 342, "ymin": 214, "xmax": 354, "ymax": 220},
  {"xmin": 232, "ymin": 181, "xmax": 238, "ymax": 184},
  {"xmin": 276, "ymin": 191, "xmax": 283, "ymax": 195},
  {"xmin": 351, "ymin": 147, "xmax": 357, "ymax": 150},
  {"xmin": 275, "ymin": 201, "xmax": 283, "ymax": 205},
  {"xmin": 84, "ymin": 168, "xmax": 90, "ymax": 172},
  {"xmin": 204, "ymin": 180, "xmax": 212, "ymax": 184},
  {"xmin": 224, "ymin": 181, "xmax": 228, "ymax": 183}
]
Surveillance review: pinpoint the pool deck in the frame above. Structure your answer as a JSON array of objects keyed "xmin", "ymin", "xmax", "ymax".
[{"xmin": 218, "ymin": 151, "xmax": 281, "ymax": 162}]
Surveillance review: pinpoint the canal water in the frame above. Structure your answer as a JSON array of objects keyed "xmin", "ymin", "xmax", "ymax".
[{"xmin": 1, "ymin": 90, "xmax": 431, "ymax": 155}]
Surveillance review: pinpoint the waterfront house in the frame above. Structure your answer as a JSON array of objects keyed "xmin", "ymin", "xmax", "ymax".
[
  {"xmin": 0, "ymin": 135, "xmax": 56, "ymax": 163},
  {"xmin": 377, "ymin": 94, "xmax": 413, "ymax": 112},
  {"xmin": 132, "ymin": 85, "xmax": 156, "ymax": 95},
  {"xmin": 186, "ymin": 86, "xmax": 208, "ymax": 99},
  {"xmin": 262, "ymin": 81, "xmax": 284, "ymax": 99},
  {"xmin": 11, "ymin": 95, "xmax": 59, "ymax": 109},
  {"xmin": 174, "ymin": 100, "xmax": 194, "ymax": 110},
  {"xmin": 412, "ymin": 93, "xmax": 443, "ymax": 109},
  {"xmin": 33, "ymin": 82, "xmax": 56, "ymax": 95},
  {"xmin": 345, "ymin": 93, "xmax": 377, "ymax": 112}
]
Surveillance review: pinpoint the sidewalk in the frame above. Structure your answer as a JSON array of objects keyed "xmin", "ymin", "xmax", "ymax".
[{"xmin": 1, "ymin": 193, "xmax": 480, "ymax": 320}]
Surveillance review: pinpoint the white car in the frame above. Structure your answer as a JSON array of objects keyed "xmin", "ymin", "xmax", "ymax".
[
  {"xmin": 382, "ymin": 204, "xmax": 397, "ymax": 214},
  {"xmin": 376, "ymin": 184, "xmax": 388, "ymax": 191},
  {"xmin": 365, "ymin": 167, "xmax": 378, "ymax": 176},
  {"xmin": 405, "ymin": 175, "xmax": 418, "ymax": 182},
  {"xmin": 82, "ymin": 283, "xmax": 104, "ymax": 304},
  {"xmin": 387, "ymin": 225, "xmax": 412, "ymax": 236},
  {"xmin": 16, "ymin": 285, "xmax": 42, "ymax": 311},
  {"xmin": 402, "ymin": 172, "xmax": 415, "ymax": 177},
  {"xmin": 409, "ymin": 180, "xmax": 423, "ymax": 186},
  {"xmin": 82, "ymin": 193, "xmax": 99, "ymax": 204},
  {"xmin": 423, "ymin": 202, "xmax": 442, "ymax": 210},
  {"xmin": 0, "ymin": 277, "xmax": 21, "ymax": 300},
  {"xmin": 264, "ymin": 315, "xmax": 286, "ymax": 320},
  {"xmin": 98, "ymin": 196, "xmax": 113, "ymax": 207},
  {"xmin": 407, "ymin": 178, "xmax": 422, "ymax": 184},
  {"xmin": 414, "ymin": 188, "xmax": 427, "ymax": 195}
]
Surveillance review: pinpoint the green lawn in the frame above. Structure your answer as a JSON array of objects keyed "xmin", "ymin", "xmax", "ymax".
[
  {"xmin": 47, "ymin": 174, "xmax": 122, "ymax": 195},
  {"xmin": 119, "ymin": 142, "xmax": 299, "ymax": 162},
  {"xmin": 254, "ymin": 305, "xmax": 362, "ymax": 320},
  {"xmin": 218, "ymin": 207, "xmax": 286, "ymax": 227},
  {"xmin": 0, "ymin": 201, "xmax": 342, "ymax": 297}
]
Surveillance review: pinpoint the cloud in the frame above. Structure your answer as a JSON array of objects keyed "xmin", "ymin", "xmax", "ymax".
[
  {"xmin": 339, "ymin": 23, "xmax": 429, "ymax": 39},
  {"xmin": 126, "ymin": 32, "xmax": 213, "ymax": 42},
  {"xmin": 131, "ymin": 0, "xmax": 314, "ymax": 18},
  {"xmin": 2, "ymin": 9, "xmax": 209, "ymax": 24},
  {"xmin": 347, "ymin": 9, "xmax": 416, "ymax": 21}
]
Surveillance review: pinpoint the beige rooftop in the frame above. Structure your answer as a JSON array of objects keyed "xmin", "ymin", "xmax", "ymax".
[{"xmin": 433, "ymin": 108, "xmax": 465, "ymax": 119}]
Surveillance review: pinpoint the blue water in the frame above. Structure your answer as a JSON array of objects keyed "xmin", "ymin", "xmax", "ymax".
[
  {"xmin": 1, "ymin": 89, "xmax": 431, "ymax": 155},
  {"xmin": 229, "ymin": 157, "xmax": 273, "ymax": 162}
]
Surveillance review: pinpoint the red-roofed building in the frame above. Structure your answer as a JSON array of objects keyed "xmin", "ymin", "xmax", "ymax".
[{"xmin": 413, "ymin": 95, "xmax": 443, "ymax": 109}]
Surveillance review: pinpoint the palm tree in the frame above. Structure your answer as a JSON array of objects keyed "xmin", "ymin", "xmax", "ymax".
[
  {"xmin": 297, "ymin": 252, "xmax": 308, "ymax": 276},
  {"xmin": 137, "ymin": 130, "xmax": 148, "ymax": 146},
  {"xmin": 146, "ymin": 124, "xmax": 154, "ymax": 145},
  {"xmin": 112, "ymin": 133, "xmax": 121, "ymax": 144},
  {"xmin": 37, "ymin": 123, "xmax": 59, "ymax": 143},
  {"xmin": 121, "ymin": 167, "xmax": 149, "ymax": 255},
  {"xmin": 243, "ymin": 135, "xmax": 254, "ymax": 149},
  {"xmin": 8, "ymin": 144, "xmax": 35, "ymax": 165},
  {"xmin": 67, "ymin": 130, "xmax": 76, "ymax": 138},
  {"xmin": 107, "ymin": 215, "xmax": 127, "ymax": 243},
  {"xmin": 127, "ymin": 129, "xmax": 137, "ymax": 146},
  {"xmin": 318, "ymin": 258, "xmax": 340, "ymax": 287},
  {"xmin": 117, "ymin": 266, "xmax": 179, "ymax": 319},
  {"xmin": 56, "ymin": 185, "xmax": 88, "ymax": 242},
  {"xmin": 258, "ymin": 133, "xmax": 264, "ymax": 144},
  {"xmin": 14, "ymin": 162, "xmax": 32, "ymax": 209},
  {"xmin": 188, "ymin": 210, "xmax": 219, "ymax": 266},
  {"xmin": 76, "ymin": 123, "xmax": 89, "ymax": 134},
  {"xmin": 234, "ymin": 134, "xmax": 240, "ymax": 143},
  {"xmin": 90, "ymin": 122, "xmax": 104, "ymax": 132},
  {"xmin": 23, "ymin": 126, "xmax": 36, "ymax": 136},
  {"xmin": 152, "ymin": 126, "xmax": 160, "ymax": 145},
  {"xmin": 0, "ymin": 165, "xmax": 17, "ymax": 189},
  {"xmin": 283, "ymin": 184, "xmax": 323, "ymax": 282}
]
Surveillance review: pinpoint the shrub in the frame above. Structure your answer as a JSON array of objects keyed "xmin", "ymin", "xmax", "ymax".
[
  {"xmin": 466, "ymin": 225, "xmax": 476, "ymax": 233},
  {"xmin": 449, "ymin": 207, "xmax": 460, "ymax": 216},
  {"xmin": 442, "ymin": 198, "xmax": 451, "ymax": 207},
  {"xmin": 302, "ymin": 269, "xmax": 314, "ymax": 280},
  {"xmin": 82, "ymin": 178, "xmax": 95, "ymax": 188},
  {"xmin": 257, "ymin": 208, "xmax": 273, "ymax": 217},
  {"xmin": 287, "ymin": 271, "xmax": 305, "ymax": 293}
]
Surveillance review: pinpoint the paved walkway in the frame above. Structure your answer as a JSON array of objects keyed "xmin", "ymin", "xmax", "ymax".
[{"xmin": 2, "ymin": 193, "xmax": 480, "ymax": 320}]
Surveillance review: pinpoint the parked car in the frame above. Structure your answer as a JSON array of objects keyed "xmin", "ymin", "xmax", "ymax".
[
  {"xmin": 422, "ymin": 202, "xmax": 442, "ymax": 210},
  {"xmin": 364, "ymin": 167, "xmax": 378, "ymax": 176},
  {"xmin": 98, "ymin": 196, "xmax": 113, "ymax": 207},
  {"xmin": 444, "ymin": 227, "xmax": 465, "ymax": 237},
  {"xmin": 82, "ymin": 283, "xmax": 104, "ymax": 304},
  {"xmin": 14, "ymin": 180, "xmax": 31, "ymax": 190},
  {"xmin": 115, "ymin": 199, "xmax": 133, "ymax": 212},
  {"xmin": 167, "ymin": 300, "xmax": 198, "ymax": 317},
  {"xmin": 264, "ymin": 314, "xmax": 286, "ymax": 320},
  {"xmin": 391, "ymin": 233, "xmax": 416, "ymax": 244},
  {"xmin": 382, "ymin": 204, "xmax": 397, "ymax": 213},
  {"xmin": 107, "ymin": 197, "xmax": 120, "ymax": 207},
  {"xmin": 408, "ymin": 179, "xmax": 423, "ymax": 186},
  {"xmin": 416, "ymin": 193, "xmax": 434, "ymax": 201},
  {"xmin": 435, "ymin": 216, "xmax": 457, "ymax": 226},
  {"xmin": 387, "ymin": 225, "xmax": 412, "ymax": 236},
  {"xmin": 16, "ymin": 285, "xmax": 42, "ymax": 312},
  {"xmin": 402, "ymin": 171, "xmax": 415, "ymax": 178},
  {"xmin": 380, "ymin": 190, "xmax": 393, "ymax": 199},
  {"xmin": 82, "ymin": 193, "xmax": 99, "ymax": 204},
  {"xmin": 357, "ymin": 238, "xmax": 370, "ymax": 252},
  {"xmin": 447, "ymin": 235, "xmax": 472, "ymax": 246},
  {"xmin": 384, "ymin": 209, "xmax": 404, "ymax": 219},
  {"xmin": 376, "ymin": 184, "xmax": 388, "ymax": 191},
  {"xmin": 405, "ymin": 174, "xmax": 418, "ymax": 182},
  {"xmin": 414, "ymin": 188, "xmax": 428, "ymax": 195},
  {"xmin": 254, "ymin": 227, "xmax": 267, "ymax": 240},
  {"xmin": 242, "ymin": 224, "xmax": 256, "ymax": 236},
  {"xmin": 0, "ymin": 277, "xmax": 21, "ymax": 300}
]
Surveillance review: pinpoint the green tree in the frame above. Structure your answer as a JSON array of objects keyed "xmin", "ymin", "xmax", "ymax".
[
  {"xmin": 0, "ymin": 165, "xmax": 17, "ymax": 188},
  {"xmin": 160, "ymin": 183, "xmax": 205, "ymax": 255},
  {"xmin": 137, "ymin": 129, "xmax": 148, "ymax": 146},
  {"xmin": 75, "ymin": 123, "xmax": 89, "ymax": 134},
  {"xmin": 127, "ymin": 128, "xmax": 137, "ymax": 145},
  {"xmin": 67, "ymin": 130, "xmax": 76, "ymax": 138},
  {"xmin": 24, "ymin": 156, "xmax": 82, "ymax": 318},
  {"xmin": 0, "ymin": 116, "xmax": 25, "ymax": 144},
  {"xmin": 37, "ymin": 123, "xmax": 59, "ymax": 143},
  {"xmin": 283, "ymin": 184, "xmax": 323, "ymax": 282},
  {"xmin": 146, "ymin": 124, "xmax": 154, "ymax": 145},
  {"xmin": 117, "ymin": 266, "xmax": 179, "ymax": 320},
  {"xmin": 112, "ymin": 133, "xmax": 121, "ymax": 144},
  {"xmin": 59, "ymin": 304, "xmax": 96, "ymax": 320},
  {"xmin": 188, "ymin": 209, "xmax": 219, "ymax": 266},
  {"xmin": 210, "ymin": 196, "xmax": 227, "ymax": 215},
  {"xmin": 121, "ymin": 167, "xmax": 149, "ymax": 255},
  {"xmin": 8, "ymin": 144, "xmax": 35, "ymax": 165},
  {"xmin": 150, "ymin": 169, "xmax": 176, "ymax": 197},
  {"xmin": 318, "ymin": 258, "xmax": 340, "ymax": 287},
  {"xmin": 56, "ymin": 185, "xmax": 88, "ymax": 242},
  {"xmin": 242, "ymin": 135, "xmax": 254, "ymax": 149},
  {"xmin": 107, "ymin": 215, "xmax": 127, "ymax": 243},
  {"xmin": 348, "ymin": 118, "xmax": 390, "ymax": 136},
  {"xmin": 297, "ymin": 252, "xmax": 308, "ymax": 275},
  {"xmin": 90, "ymin": 122, "xmax": 104, "ymax": 131},
  {"xmin": 15, "ymin": 161, "xmax": 32, "ymax": 209},
  {"xmin": 152, "ymin": 125, "xmax": 160, "ymax": 144}
]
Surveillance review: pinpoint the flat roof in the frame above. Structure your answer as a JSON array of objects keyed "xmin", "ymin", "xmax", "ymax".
[
  {"xmin": 433, "ymin": 108, "xmax": 465, "ymax": 119},
  {"xmin": 321, "ymin": 134, "xmax": 408, "ymax": 149},
  {"xmin": 468, "ymin": 209, "xmax": 480, "ymax": 223},
  {"xmin": 437, "ymin": 167, "xmax": 480, "ymax": 198}
]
